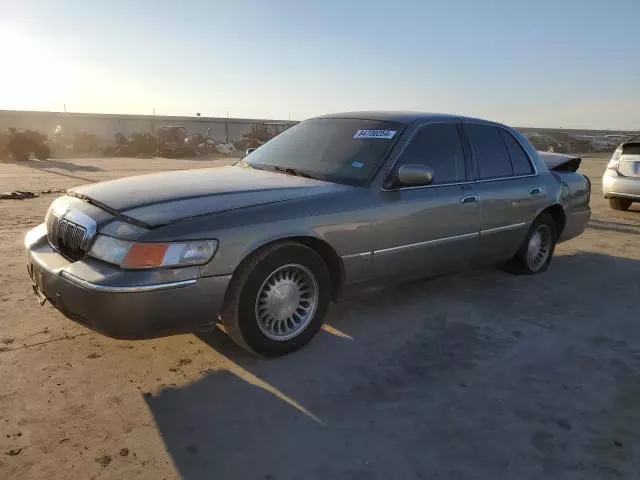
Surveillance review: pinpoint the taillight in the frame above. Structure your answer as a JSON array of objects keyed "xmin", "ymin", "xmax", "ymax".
[
  {"xmin": 584, "ymin": 175, "xmax": 591, "ymax": 200},
  {"xmin": 607, "ymin": 147, "xmax": 622, "ymax": 170}
]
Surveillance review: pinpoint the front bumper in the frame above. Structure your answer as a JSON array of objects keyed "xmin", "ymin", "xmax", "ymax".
[
  {"xmin": 25, "ymin": 224, "xmax": 231, "ymax": 339},
  {"xmin": 602, "ymin": 171, "xmax": 640, "ymax": 200}
]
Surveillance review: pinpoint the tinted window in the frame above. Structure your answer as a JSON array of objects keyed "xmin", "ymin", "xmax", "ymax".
[
  {"xmin": 465, "ymin": 123, "xmax": 513, "ymax": 179},
  {"xmin": 244, "ymin": 118, "xmax": 399, "ymax": 186},
  {"xmin": 395, "ymin": 123, "xmax": 466, "ymax": 185},
  {"xmin": 501, "ymin": 130, "xmax": 534, "ymax": 175}
]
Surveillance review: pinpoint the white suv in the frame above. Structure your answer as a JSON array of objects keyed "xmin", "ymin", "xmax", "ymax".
[{"xmin": 603, "ymin": 135, "xmax": 640, "ymax": 210}]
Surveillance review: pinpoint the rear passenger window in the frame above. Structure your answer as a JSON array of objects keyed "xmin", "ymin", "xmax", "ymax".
[
  {"xmin": 395, "ymin": 123, "xmax": 466, "ymax": 185},
  {"xmin": 465, "ymin": 124, "xmax": 513, "ymax": 179},
  {"xmin": 501, "ymin": 130, "xmax": 534, "ymax": 175}
]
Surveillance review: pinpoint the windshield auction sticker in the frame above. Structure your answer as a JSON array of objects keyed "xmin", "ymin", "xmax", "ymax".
[{"xmin": 353, "ymin": 129, "xmax": 397, "ymax": 139}]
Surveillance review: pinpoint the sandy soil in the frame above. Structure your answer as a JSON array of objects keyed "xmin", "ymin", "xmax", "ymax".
[{"xmin": 1, "ymin": 154, "xmax": 640, "ymax": 479}]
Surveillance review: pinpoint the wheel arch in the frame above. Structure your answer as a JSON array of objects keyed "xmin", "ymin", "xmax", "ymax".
[
  {"xmin": 232, "ymin": 235, "xmax": 345, "ymax": 301},
  {"xmin": 538, "ymin": 204, "xmax": 566, "ymax": 238}
]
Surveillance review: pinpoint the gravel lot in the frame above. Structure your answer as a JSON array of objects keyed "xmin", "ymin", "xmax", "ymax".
[{"xmin": 1, "ymin": 154, "xmax": 639, "ymax": 480}]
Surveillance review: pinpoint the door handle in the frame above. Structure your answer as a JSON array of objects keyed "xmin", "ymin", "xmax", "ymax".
[
  {"xmin": 461, "ymin": 195, "xmax": 480, "ymax": 204},
  {"xmin": 529, "ymin": 186, "xmax": 543, "ymax": 195}
]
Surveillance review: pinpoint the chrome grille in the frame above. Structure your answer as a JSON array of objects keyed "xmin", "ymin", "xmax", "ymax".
[{"xmin": 47, "ymin": 214, "xmax": 88, "ymax": 261}]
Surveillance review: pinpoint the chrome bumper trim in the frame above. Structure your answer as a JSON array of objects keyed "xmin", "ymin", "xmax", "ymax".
[
  {"xmin": 341, "ymin": 252, "xmax": 372, "ymax": 260},
  {"xmin": 480, "ymin": 222, "xmax": 527, "ymax": 235},
  {"xmin": 60, "ymin": 271, "xmax": 197, "ymax": 293},
  {"xmin": 374, "ymin": 232, "xmax": 479, "ymax": 255}
]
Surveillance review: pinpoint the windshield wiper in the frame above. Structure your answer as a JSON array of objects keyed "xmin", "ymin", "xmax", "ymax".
[{"xmin": 272, "ymin": 165, "xmax": 314, "ymax": 179}]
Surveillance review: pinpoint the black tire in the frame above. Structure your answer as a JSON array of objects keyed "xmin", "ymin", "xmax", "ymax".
[
  {"xmin": 546, "ymin": 145, "xmax": 555, "ymax": 153},
  {"xmin": 10, "ymin": 148, "xmax": 29, "ymax": 161},
  {"xmin": 505, "ymin": 213, "xmax": 557, "ymax": 275},
  {"xmin": 197, "ymin": 144, "xmax": 209, "ymax": 155},
  {"xmin": 221, "ymin": 242, "xmax": 331, "ymax": 357},
  {"xmin": 157, "ymin": 147, "xmax": 172, "ymax": 158},
  {"xmin": 609, "ymin": 198, "xmax": 632, "ymax": 211},
  {"xmin": 34, "ymin": 146, "xmax": 50, "ymax": 160}
]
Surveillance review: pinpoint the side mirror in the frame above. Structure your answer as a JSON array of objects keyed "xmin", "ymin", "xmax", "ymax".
[
  {"xmin": 245, "ymin": 147, "xmax": 257, "ymax": 157},
  {"xmin": 396, "ymin": 164, "xmax": 434, "ymax": 187}
]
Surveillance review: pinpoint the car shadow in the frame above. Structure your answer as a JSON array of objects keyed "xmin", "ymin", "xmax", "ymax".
[
  {"xmin": 16, "ymin": 158, "xmax": 104, "ymax": 183},
  {"xmin": 588, "ymin": 218, "xmax": 640, "ymax": 235},
  {"xmin": 144, "ymin": 251, "xmax": 640, "ymax": 479}
]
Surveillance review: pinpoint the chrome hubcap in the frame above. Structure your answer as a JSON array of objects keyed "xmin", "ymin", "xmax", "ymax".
[
  {"xmin": 255, "ymin": 264, "xmax": 318, "ymax": 341},
  {"xmin": 526, "ymin": 224, "xmax": 552, "ymax": 271}
]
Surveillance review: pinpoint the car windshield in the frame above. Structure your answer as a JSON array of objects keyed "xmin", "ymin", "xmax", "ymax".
[{"xmin": 242, "ymin": 118, "xmax": 401, "ymax": 186}]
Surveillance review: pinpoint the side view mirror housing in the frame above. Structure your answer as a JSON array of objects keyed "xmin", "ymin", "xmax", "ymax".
[
  {"xmin": 245, "ymin": 147, "xmax": 257, "ymax": 157},
  {"xmin": 395, "ymin": 164, "xmax": 434, "ymax": 187}
]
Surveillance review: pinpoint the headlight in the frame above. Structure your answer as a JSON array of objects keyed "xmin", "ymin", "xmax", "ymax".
[
  {"xmin": 100, "ymin": 220, "xmax": 148, "ymax": 238},
  {"xmin": 89, "ymin": 235, "xmax": 218, "ymax": 269},
  {"xmin": 89, "ymin": 236, "xmax": 132, "ymax": 265}
]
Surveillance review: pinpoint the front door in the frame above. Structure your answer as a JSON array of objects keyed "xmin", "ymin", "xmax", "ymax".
[{"xmin": 372, "ymin": 121, "xmax": 481, "ymax": 279}]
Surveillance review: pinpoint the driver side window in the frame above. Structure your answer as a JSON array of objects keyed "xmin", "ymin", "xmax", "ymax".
[{"xmin": 395, "ymin": 123, "xmax": 466, "ymax": 185}]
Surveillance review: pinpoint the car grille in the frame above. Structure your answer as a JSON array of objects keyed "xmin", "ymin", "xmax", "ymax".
[{"xmin": 47, "ymin": 214, "xmax": 88, "ymax": 261}]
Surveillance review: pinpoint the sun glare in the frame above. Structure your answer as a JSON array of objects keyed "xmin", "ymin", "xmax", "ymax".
[{"xmin": 0, "ymin": 28, "xmax": 78, "ymax": 111}]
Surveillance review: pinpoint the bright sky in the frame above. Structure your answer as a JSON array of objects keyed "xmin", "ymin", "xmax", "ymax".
[{"xmin": 1, "ymin": 0, "xmax": 639, "ymax": 129}]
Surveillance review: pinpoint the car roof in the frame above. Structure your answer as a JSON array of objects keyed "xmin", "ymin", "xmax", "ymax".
[{"xmin": 311, "ymin": 111, "xmax": 507, "ymax": 127}]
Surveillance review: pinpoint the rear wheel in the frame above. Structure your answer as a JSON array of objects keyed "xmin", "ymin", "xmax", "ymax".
[
  {"xmin": 505, "ymin": 213, "xmax": 557, "ymax": 275},
  {"xmin": 34, "ymin": 145, "xmax": 50, "ymax": 160},
  {"xmin": 609, "ymin": 198, "xmax": 632, "ymax": 211},
  {"xmin": 197, "ymin": 144, "xmax": 208, "ymax": 155},
  {"xmin": 221, "ymin": 242, "xmax": 331, "ymax": 357},
  {"xmin": 10, "ymin": 147, "xmax": 29, "ymax": 161}
]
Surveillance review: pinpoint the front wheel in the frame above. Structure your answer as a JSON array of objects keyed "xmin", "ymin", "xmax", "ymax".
[
  {"xmin": 221, "ymin": 242, "xmax": 331, "ymax": 357},
  {"xmin": 609, "ymin": 198, "xmax": 632, "ymax": 211},
  {"xmin": 505, "ymin": 213, "xmax": 557, "ymax": 275}
]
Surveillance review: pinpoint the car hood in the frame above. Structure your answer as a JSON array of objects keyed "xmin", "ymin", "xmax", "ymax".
[{"xmin": 70, "ymin": 166, "xmax": 352, "ymax": 227}]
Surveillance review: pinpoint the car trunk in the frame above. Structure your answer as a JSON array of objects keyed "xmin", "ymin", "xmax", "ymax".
[
  {"xmin": 619, "ymin": 142, "xmax": 640, "ymax": 178},
  {"xmin": 538, "ymin": 152, "xmax": 590, "ymax": 208},
  {"xmin": 538, "ymin": 152, "xmax": 581, "ymax": 173}
]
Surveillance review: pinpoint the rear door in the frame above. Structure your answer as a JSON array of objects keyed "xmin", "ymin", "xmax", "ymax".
[
  {"xmin": 372, "ymin": 121, "xmax": 481, "ymax": 278},
  {"xmin": 463, "ymin": 123, "xmax": 546, "ymax": 260}
]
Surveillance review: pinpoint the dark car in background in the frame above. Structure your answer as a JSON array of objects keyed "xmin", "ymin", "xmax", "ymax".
[
  {"xmin": 0, "ymin": 128, "xmax": 51, "ymax": 161},
  {"xmin": 156, "ymin": 126, "xmax": 197, "ymax": 158}
]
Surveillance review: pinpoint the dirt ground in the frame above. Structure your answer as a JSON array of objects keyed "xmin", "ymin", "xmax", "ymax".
[{"xmin": 1, "ymin": 154, "xmax": 639, "ymax": 480}]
